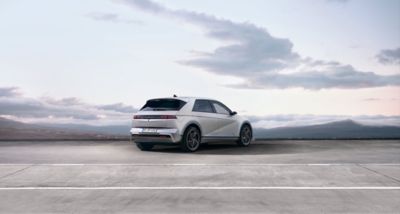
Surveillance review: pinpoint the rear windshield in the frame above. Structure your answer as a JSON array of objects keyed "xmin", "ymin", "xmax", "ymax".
[{"xmin": 140, "ymin": 99, "xmax": 186, "ymax": 111}]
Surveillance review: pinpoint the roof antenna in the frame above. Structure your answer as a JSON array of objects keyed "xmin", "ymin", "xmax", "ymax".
[{"xmin": 173, "ymin": 94, "xmax": 177, "ymax": 98}]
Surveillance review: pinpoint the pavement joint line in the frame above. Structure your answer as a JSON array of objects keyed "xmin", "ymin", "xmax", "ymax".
[
  {"xmin": 0, "ymin": 165, "xmax": 34, "ymax": 181},
  {"xmin": 357, "ymin": 164, "xmax": 400, "ymax": 184},
  {"xmin": 0, "ymin": 163, "xmax": 400, "ymax": 166},
  {"xmin": 0, "ymin": 186, "xmax": 400, "ymax": 190}
]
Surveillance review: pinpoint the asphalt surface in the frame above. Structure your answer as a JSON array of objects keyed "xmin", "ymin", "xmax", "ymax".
[{"xmin": 0, "ymin": 140, "xmax": 399, "ymax": 213}]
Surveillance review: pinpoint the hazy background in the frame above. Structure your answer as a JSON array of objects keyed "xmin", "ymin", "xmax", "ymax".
[{"xmin": 1, "ymin": 0, "xmax": 399, "ymax": 131}]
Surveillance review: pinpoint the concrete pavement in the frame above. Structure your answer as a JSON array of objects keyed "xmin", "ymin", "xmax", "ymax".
[{"xmin": 0, "ymin": 140, "xmax": 399, "ymax": 213}]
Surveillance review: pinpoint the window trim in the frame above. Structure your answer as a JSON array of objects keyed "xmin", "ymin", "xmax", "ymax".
[
  {"xmin": 210, "ymin": 100, "xmax": 232, "ymax": 115},
  {"xmin": 192, "ymin": 99, "xmax": 216, "ymax": 113}
]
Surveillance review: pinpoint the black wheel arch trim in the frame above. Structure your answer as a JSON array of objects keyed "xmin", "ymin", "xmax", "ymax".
[
  {"xmin": 241, "ymin": 121, "xmax": 253, "ymax": 130},
  {"xmin": 182, "ymin": 121, "xmax": 202, "ymax": 137}
]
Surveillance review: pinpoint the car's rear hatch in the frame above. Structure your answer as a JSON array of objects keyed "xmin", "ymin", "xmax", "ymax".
[{"xmin": 132, "ymin": 98, "xmax": 185, "ymax": 128}]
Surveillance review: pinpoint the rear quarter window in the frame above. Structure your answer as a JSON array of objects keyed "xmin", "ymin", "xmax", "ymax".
[{"xmin": 192, "ymin": 100, "xmax": 214, "ymax": 113}]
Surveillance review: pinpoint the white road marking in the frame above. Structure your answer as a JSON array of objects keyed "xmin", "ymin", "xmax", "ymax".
[
  {"xmin": 0, "ymin": 163, "xmax": 399, "ymax": 166},
  {"xmin": 0, "ymin": 186, "xmax": 399, "ymax": 190}
]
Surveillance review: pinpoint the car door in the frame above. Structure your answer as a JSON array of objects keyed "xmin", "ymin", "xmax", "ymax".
[
  {"xmin": 209, "ymin": 100, "xmax": 238, "ymax": 137},
  {"xmin": 191, "ymin": 99, "xmax": 219, "ymax": 137}
]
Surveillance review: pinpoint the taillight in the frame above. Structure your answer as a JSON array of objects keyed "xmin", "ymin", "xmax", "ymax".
[
  {"xmin": 133, "ymin": 115, "xmax": 143, "ymax": 119},
  {"xmin": 133, "ymin": 115, "xmax": 177, "ymax": 119},
  {"xmin": 159, "ymin": 115, "xmax": 177, "ymax": 119}
]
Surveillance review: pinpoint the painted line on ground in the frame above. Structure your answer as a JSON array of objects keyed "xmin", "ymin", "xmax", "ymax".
[
  {"xmin": 0, "ymin": 163, "xmax": 399, "ymax": 166},
  {"xmin": 0, "ymin": 186, "xmax": 400, "ymax": 190}
]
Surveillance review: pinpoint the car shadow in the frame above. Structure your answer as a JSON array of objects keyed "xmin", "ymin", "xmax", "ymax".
[{"xmin": 150, "ymin": 141, "xmax": 329, "ymax": 155}]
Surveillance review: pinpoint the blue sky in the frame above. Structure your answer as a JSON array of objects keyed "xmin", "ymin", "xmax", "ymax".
[{"xmin": 0, "ymin": 0, "xmax": 399, "ymax": 127}]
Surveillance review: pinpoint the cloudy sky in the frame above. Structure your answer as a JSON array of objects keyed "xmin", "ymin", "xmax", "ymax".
[{"xmin": 0, "ymin": 0, "xmax": 399, "ymax": 127}]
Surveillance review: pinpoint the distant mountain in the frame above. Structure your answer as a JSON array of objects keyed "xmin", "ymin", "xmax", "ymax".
[
  {"xmin": 1, "ymin": 117, "xmax": 400, "ymax": 140},
  {"xmin": 254, "ymin": 119, "xmax": 400, "ymax": 139},
  {"xmin": 0, "ymin": 117, "xmax": 127, "ymax": 140}
]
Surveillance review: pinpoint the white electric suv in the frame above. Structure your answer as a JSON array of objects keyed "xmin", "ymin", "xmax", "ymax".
[{"xmin": 130, "ymin": 96, "xmax": 253, "ymax": 152}]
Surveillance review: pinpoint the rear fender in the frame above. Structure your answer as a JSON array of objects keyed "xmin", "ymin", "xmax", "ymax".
[{"xmin": 181, "ymin": 121, "xmax": 203, "ymax": 137}]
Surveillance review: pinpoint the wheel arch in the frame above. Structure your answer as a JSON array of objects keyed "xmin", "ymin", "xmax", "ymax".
[
  {"xmin": 239, "ymin": 121, "xmax": 253, "ymax": 138},
  {"xmin": 241, "ymin": 120, "xmax": 252, "ymax": 130},
  {"xmin": 182, "ymin": 121, "xmax": 202, "ymax": 137}
]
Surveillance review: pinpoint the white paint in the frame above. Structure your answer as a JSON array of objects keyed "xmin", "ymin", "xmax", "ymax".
[
  {"xmin": 0, "ymin": 186, "xmax": 399, "ymax": 190},
  {"xmin": 0, "ymin": 163, "xmax": 399, "ymax": 167}
]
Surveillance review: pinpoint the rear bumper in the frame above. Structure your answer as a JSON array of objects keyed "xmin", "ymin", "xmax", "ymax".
[{"xmin": 130, "ymin": 128, "xmax": 181, "ymax": 143}]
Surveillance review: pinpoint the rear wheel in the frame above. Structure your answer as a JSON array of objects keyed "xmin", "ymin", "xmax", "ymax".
[
  {"xmin": 237, "ymin": 124, "xmax": 252, "ymax": 146},
  {"xmin": 136, "ymin": 143, "xmax": 154, "ymax": 151},
  {"xmin": 181, "ymin": 126, "xmax": 201, "ymax": 152}
]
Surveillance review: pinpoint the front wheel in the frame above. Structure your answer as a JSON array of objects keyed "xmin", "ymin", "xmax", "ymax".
[
  {"xmin": 136, "ymin": 143, "xmax": 154, "ymax": 151},
  {"xmin": 237, "ymin": 124, "xmax": 252, "ymax": 147},
  {"xmin": 180, "ymin": 126, "xmax": 201, "ymax": 152}
]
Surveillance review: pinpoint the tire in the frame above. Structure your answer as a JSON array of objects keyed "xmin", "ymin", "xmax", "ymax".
[
  {"xmin": 180, "ymin": 126, "xmax": 201, "ymax": 152},
  {"xmin": 237, "ymin": 124, "xmax": 252, "ymax": 147},
  {"xmin": 136, "ymin": 143, "xmax": 154, "ymax": 151}
]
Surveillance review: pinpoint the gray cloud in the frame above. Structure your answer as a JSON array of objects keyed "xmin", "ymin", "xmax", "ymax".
[
  {"xmin": 123, "ymin": 0, "xmax": 299, "ymax": 76},
  {"xmin": 43, "ymin": 97, "xmax": 83, "ymax": 106},
  {"xmin": 120, "ymin": 0, "xmax": 400, "ymax": 90},
  {"xmin": 0, "ymin": 86, "xmax": 138, "ymax": 125},
  {"xmin": 86, "ymin": 12, "xmax": 142, "ymax": 24},
  {"xmin": 376, "ymin": 47, "xmax": 400, "ymax": 65},
  {"xmin": 228, "ymin": 64, "xmax": 400, "ymax": 89},
  {"xmin": 0, "ymin": 87, "xmax": 21, "ymax": 97},
  {"xmin": 97, "ymin": 103, "xmax": 138, "ymax": 113},
  {"xmin": 0, "ymin": 98, "xmax": 98, "ymax": 120}
]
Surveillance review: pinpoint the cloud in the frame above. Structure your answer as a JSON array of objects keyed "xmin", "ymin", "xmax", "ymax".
[
  {"xmin": 86, "ymin": 12, "xmax": 142, "ymax": 24},
  {"xmin": 2, "ymin": 87, "xmax": 397, "ymax": 128},
  {"xmin": 0, "ymin": 87, "xmax": 21, "ymax": 97},
  {"xmin": 122, "ymin": 0, "xmax": 300, "ymax": 76},
  {"xmin": 376, "ymin": 47, "xmax": 400, "ymax": 65},
  {"xmin": 97, "ymin": 103, "xmax": 138, "ymax": 113},
  {"xmin": 0, "ymin": 86, "xmax": 138, "ymax": 125},
  {"xmin": 43, "ymin": 97, "xmax": 83, "ymax": 106},
  {"xmin": 248, "ymin": 114, "xmax": 400, "ymax": 129},
  {"xmin": 227, "ymin": 64, "xmax": 400, "ymax": 89},
  {"xmin": 119, "ymin": 0, "xmax": 400, "ymax": 90}
]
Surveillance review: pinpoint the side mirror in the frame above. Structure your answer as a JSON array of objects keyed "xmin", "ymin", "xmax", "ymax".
[{"xmin": 230, "ymin": 111, "xmax": 237, "ymax": 116}]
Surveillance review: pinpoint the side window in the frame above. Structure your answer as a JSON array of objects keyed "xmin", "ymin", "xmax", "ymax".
[
  {"xmin": 192, "ymin": 100, "xmax": 214, "ymax": 113},
  {"xmin": 212, "ymin": 102, "xmax": 230, "ymax": 115}
]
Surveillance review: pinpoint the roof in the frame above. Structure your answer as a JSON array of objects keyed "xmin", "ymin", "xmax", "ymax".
[{"xmin": 148, "ymin": 96, "xmax": 214, "ymax": 102}]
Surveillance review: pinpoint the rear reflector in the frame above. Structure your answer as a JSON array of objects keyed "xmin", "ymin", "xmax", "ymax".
[{"xmin": 133, "ymin": 115, "xmax": 177, "ymax": 119}]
